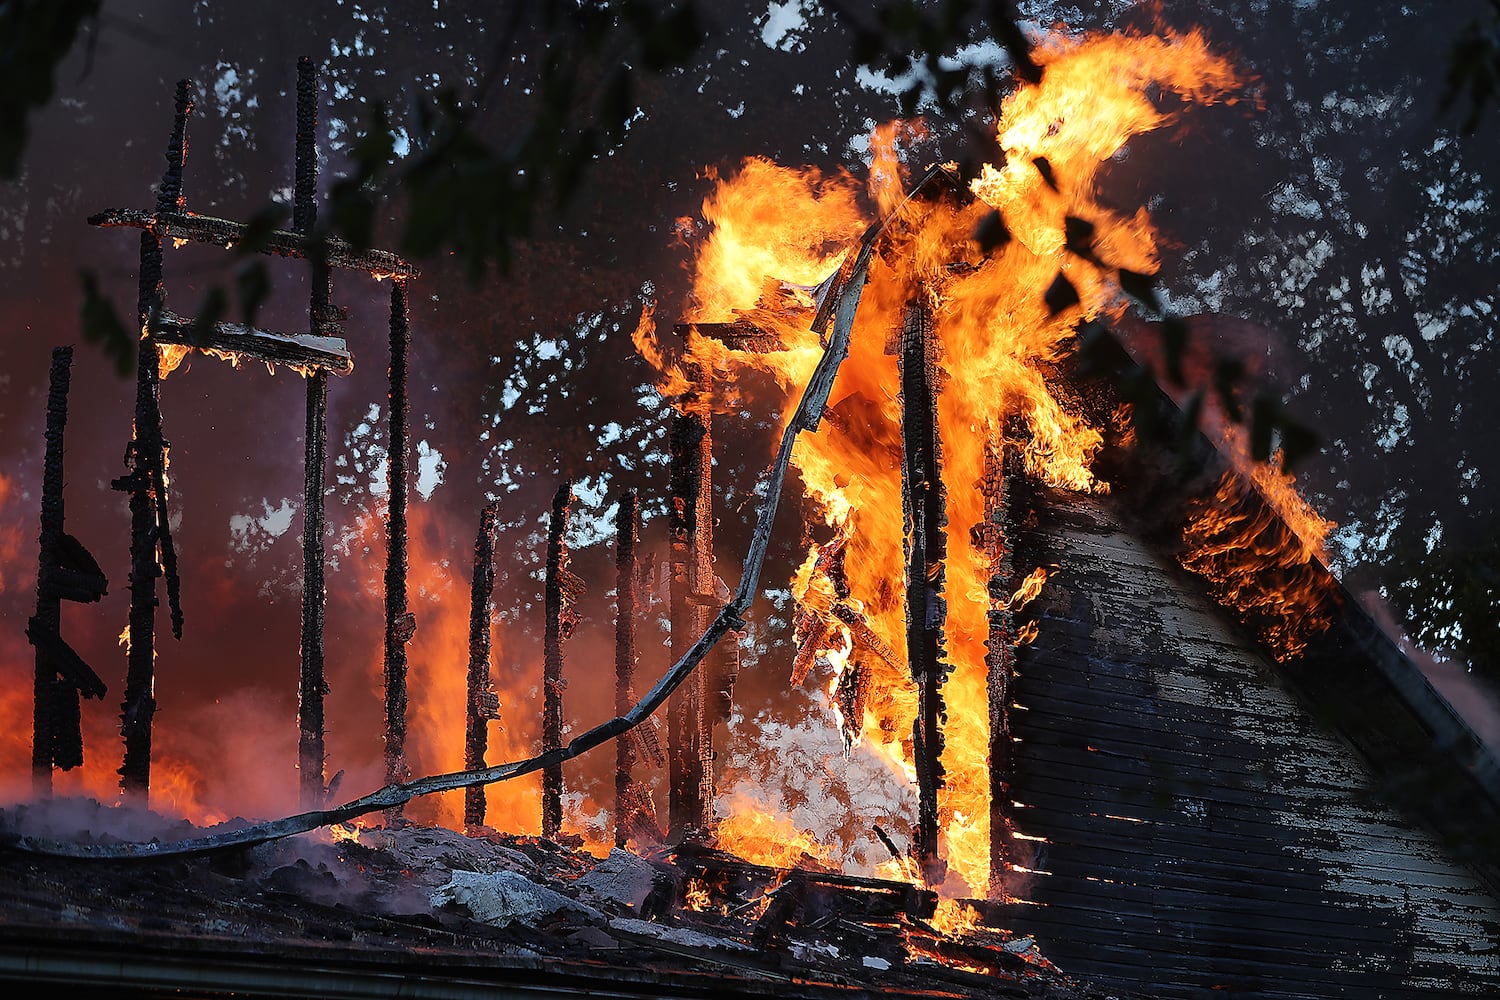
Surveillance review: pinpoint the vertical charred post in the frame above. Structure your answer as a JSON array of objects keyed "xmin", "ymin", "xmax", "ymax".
[
  {"xmin": 464, "ymin": 502, "xmax": 502, "ymax": 829},
  {"xmin": 383, "ymin": 279, "xmax": 413, "ymax": 820},
  {"xmin": 31, "ymin": 348, "xmax": 72, "ymax": 793},
  {"xmin": 982, "ymin": 440, "xmax": 1018, "ymax": 896},
  {"xmin": 898, "ymin": 294, "xmax": 949, "ymax": 885},
  {"xmin": 295, "ymin": 56, "xmax": 332, "ymax": 808},
  {"xmin": 542, "ymin": 483, "xmax": 575, "ymax": 840},
  {"xmin": 614, "ymin": 491, "xmax": 639, "ymax": 848},
  {"xmin": 120, "ymin": 80, "xmax": 194, "ymax": 802},
  {"xmin": 667, "ymin": 410, "xmax": 708, "ymax": 839}
]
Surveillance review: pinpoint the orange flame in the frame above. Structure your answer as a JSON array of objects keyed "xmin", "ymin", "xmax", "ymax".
[
  {"xmin": 713, "ymin": 797, "xmax": 836, "ymax": 870},
  {"xmin": 638, "ymin": 28, "xmax": 1246, "ymax": 895}
]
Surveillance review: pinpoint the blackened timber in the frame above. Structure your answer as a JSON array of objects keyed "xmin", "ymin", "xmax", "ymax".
[
  {"xmin": 542, "ymin": 483, "xmax": 574, "ymax": 840},
  {"xmin": 87, "ymin": 208, "xmax": 419, "ymax": 279},
  {"xmin": 464, "ymin": 502, "xmax": 501, "ymax": 829},
  {"xmin": 614, "ymin": 492, "xmax": 639, "ymax": 848},
  {"xmin": 667, "ymin": 411, "xmax": 708, "ymax": 839},
  {"xmin": 982, "ymin": 440, "xmax": 1017, "ymax": 894},
  {"xmin": 672, "ymin": 321, "xmax": 784, "ymax": 354},
  {"xmin": 296, "ymin": 56, "xmax": 332, "ymax": 809},
  {"xmin": 383, "ymin": 280, "xmax": 412, "ymax": 816},
  {"xmin": 148, "ymin": 313, "xmax": 352, "ymax": 374},
  {"xmin": 121, "ymin": 80, "xmax": 194, "ymax": 801},
  {"xmin": 897, "ymin": 294, "xmax": 948, "ymax": 885},
  {"xmin": 32, "ymin": 348, "xmax": 71, "ymax": 793}
]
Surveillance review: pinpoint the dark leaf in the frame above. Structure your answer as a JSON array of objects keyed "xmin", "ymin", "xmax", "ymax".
[
  {"xmin": 1249, "ymin": 394, "xmax": 1275, "ymax": 462},
  {"xmin": 1212, "ymin": 355, "xmax": 1246, "ymax": 423},
  {"xmin": 236, "ymin": 260, "xmax": 270, "ymax": 326},
  {"xmin": 972, "ymin": 209, "xmax": 1011, "ymax": 255},
  {"xmin": 989, "ymin": 0, "xmax": 1044, "ymax": 84},
  {"xmin": 1044, "ymin": 271, "xmax": 1079, "ymax": 315},
  {"xmin": 78, "ymin": 270, "xmax": 134, "ymax": 377},
  {"xmin": 1160, "ymin": 315, "xmax": 1190, "ymax": 387},
  {"xmin": 233, "ymin": 204, "xmax": 288, "ymax": 257},
  {"xmin": 640, "ymin": 3, "xmax": 703, "ymax": 72},
  {"xmin": 1118, "ymin": 268, "xmax": 1161, "ymax": 312},
  {"xmin": 1032, "ymin": 156, "xmax": 1058, "ymax": 190},
  {"xmin": 0, "ymin": 1, "xmax": 102, "ymax": 179},
  {"xmin": 190, "ymin": 286, "xmax": 227, "ymax": 346},
  {"xmin": 1278, "ymin": 418, "xmax": 1318, "ymax": 471},
  {"xmin": 1063, "ymin": 215, "xmax": 1097, "ymax": 261},
  {"xmin": 328, "ymin": 179, "xmax": 376, "ymax": 251}
]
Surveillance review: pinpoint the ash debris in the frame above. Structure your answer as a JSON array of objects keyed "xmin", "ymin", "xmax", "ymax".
[{"xmin": 0, "ymin": 805, "xmax": 1122, "ymax": 999}]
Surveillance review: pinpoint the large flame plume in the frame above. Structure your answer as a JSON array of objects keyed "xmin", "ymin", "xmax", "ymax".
[{"xmin": 638, "ymin": 28, "xmax": 1259, "ymax": 894}]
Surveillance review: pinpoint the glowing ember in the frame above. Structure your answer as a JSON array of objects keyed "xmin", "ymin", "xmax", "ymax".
[{"xmin": 638, "ymin": 27, "xmax": 1246, "ymax": 894}]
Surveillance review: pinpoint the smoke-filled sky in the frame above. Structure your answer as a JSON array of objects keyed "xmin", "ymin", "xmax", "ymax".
[{"xmin": 0, "ymin": 1, "xmax": 1495, "ymax": 845}]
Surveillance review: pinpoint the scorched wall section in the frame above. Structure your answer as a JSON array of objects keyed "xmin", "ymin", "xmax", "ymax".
[{"xmin": 1001, "ymin": 483, "xmax": 1500, "ymax": 998}]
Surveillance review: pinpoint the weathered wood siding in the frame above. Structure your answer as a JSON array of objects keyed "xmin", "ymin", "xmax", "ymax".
[{"xmin": 1001, "ymin": 486, "xmax": 1500, "ymax": 998}]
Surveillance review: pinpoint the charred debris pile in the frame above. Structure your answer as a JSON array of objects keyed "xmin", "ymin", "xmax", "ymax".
[{"xmin": 0, "ymin": 801, "xmax": 1096, "ymax": 1000}]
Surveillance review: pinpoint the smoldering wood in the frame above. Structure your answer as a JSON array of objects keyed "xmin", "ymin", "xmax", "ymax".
[
  {"xmin": 982, "ymin": 441, "xmax": 1017, "ymax": 893},
  {"xmin": 383, "ymin": 280, "xmax": 413, "ymax": 817},
  {"xmin": 6, "ymin": 179, "xmax": 900, "ymax": 861},
  {"xmin": 87, "ymin": 208, "xmax": 420, "ymax": 280},
  {"xmin": 465, "ymin": 502, "xmax": 502, "ymax": 829},
  {"xmin": 614, "ymin": 491, "xmax": 639, "ymax": 848},
  {"xmin": 148, "ymin": 313, "xmax": 353, "ymax": 375},
  {"xmin": 120, "ymin": 79, "xmax": 195, "ymax": 802},
  {"xmin": 897, "ymin": 293, "xmax": 949, "ymax": 885},
  {"xmin": 542, "ymin": 482, "xmax": 575, "ymax": 840},
  {"xmin": 296, "ymin": 56, "xmax": 333, "ymax": 810}
]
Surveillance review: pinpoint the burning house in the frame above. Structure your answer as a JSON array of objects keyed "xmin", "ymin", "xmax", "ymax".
[{"xmin": 3, "ymin": 13, "xmax": 1500, "ymax": 1000}]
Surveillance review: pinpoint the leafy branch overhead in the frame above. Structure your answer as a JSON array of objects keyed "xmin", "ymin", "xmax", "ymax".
[{"xmin": 0, "ymin": 0, "xmax": 101, "ymax": 180}]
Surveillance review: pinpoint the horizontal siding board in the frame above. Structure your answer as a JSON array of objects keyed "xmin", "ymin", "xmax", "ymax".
[{"xmin": 1000, "ymin": 476, "xmax": 1500, "ymax": 995}]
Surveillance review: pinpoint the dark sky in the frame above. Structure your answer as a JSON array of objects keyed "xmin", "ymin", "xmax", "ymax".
[{"xmin": 0, "ymin": 1, "xmax": 1495, "ymax": 835}]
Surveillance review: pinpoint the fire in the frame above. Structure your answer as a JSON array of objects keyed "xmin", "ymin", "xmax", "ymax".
[
  {"xmin": 712, "ymin": 799, "xmax": 835, "ymax": 870},
  {"xmin": 638, "ymin": 27, "xmax": 1245, "ymax": 895},
  {"xmin": 1180, "ymin": 460, "xmax": 1338, "ymax": 661}
]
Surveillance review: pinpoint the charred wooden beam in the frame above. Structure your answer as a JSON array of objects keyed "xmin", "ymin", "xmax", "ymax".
[
  {"xmin": 542, "ymin": 482, "xmax": 576, "ymax": 840},
  {"xmin": 383, "ymin": 279, "xmax": 413, "ymax": 819},
  {"xmin": 464, "ymin": 502, "xmax": 502, "ymax": 829},
  {"xmin": 897, "ymin": 293, "xmax": 948, "ymax": 886},
  {"xmin": 296, "ymin": 56, "xmax": 332, "ymax": 810},
  {"xmin": 31, "ymin": 348, "xmax": 75, "ymax": 793},
  {"xmin": 119, "ymin": 80, "xmax": 194, "ymax": 802},
  {"xmin": 87, "ymin": 208, "xmax": 419, "ymax": 279},
  {"xmin": 614, "ymin": 491, "xmax": 639, "ymax": 848},
  {"xmin": 667, "ymin": 411, "xmax": 710, "ymax": 839},
  {"xmin": 982, "ymin": 440, "xmax": 1018, "ymax": 895},
  {"xmin": 148, "ymin": 312, "xmax": 352, "ymax": 375}
]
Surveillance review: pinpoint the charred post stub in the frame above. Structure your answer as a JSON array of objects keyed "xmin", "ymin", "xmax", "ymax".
[
  {"xmin": 30, "ymin": 347, "xmax": 109, "ymax": 793},
  {"xmin": 667, "ymin": 410, "xmax": 709, "ymax": 839},
  {"xmin": 296, "ymin": 56, "xmax": 333, "ymax": 808},
  {"xmin": 118, "ymin": 79, "xmax": 194, "ymax": 802},
  {"xmin": 982, "ymin": 440, "xmax": 1019, "ymax": 894},
  {"xmin": 614, "ymin": 491, "xmax": 639, "ymax": 848},
  {"xmin": 465, "ymin": 502, "xmax": 502, "ymax": 829},
  {"xmin": 383, "ymin": 279, "xmax": 413, "ymax": 820},
  {"xmin": 898, "ymin": 294, "xmax": 949, "ymax": 886},
  {"xmin": 542, "ymin": 482, "xmax": 577, "ymax": 841}
]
